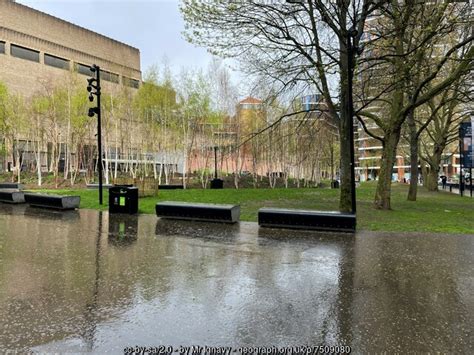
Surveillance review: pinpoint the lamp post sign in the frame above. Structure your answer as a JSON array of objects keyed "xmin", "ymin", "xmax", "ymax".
[
  {"xmin": 460, "ymin": 122, "xmax": 472, "ymax": 168},
  {"xmin": 459, "ymin": 121, "xmax": 472, "ymax": 197}
]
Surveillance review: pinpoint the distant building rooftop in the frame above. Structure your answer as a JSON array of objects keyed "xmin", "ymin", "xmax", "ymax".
[{"xmin": 239, "ymin": 97, "xmax": 263, "ymax": 105}]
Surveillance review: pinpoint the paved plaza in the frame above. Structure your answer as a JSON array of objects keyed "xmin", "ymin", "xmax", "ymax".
[{"xmin": 0, "ymin": 205, "xmax": 473, "ymax": 353}]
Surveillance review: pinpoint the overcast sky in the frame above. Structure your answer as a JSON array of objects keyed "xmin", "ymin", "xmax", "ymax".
[{"xmin": 18, "ymin": 0, "xmax": 217, "ymax": 77}]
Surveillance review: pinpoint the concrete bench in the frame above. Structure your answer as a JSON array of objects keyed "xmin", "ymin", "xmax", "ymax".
[
  {"xmin": 156, "ymin": 201, "xmax": 240, "ymax": 223},
  {"xmin": 0, "ymin": 183, "xmax": 24, "ymax": 190},
  {"xmin": 24, "ymin": 193, "xmax": 80, "ymax": 210},
  {"xmin": 258, "ymin": 208, "xmax": 356, "ymax": 233},
  {"xmin": 158, "ymin": 184, "xmax": 184, "ymax": 190},
  {"xmin": 0, "ymin": 189, "xmax": 25, "ymax": 204}
]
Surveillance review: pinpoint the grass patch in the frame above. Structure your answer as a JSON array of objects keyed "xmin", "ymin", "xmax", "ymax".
[{"xmin": 30, "ymin": 182, "xmax": 474, "ymax": 234}]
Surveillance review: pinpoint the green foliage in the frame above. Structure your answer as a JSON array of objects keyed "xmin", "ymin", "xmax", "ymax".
[
  {"xmin": 70, "ymin": 88, "xmax": 91, "ymax": 137},
  {"xmin": 0, "ymin": 81, "xmax": 10, "ymax": 132},
  {"xmin": 134, "ymin": 67, "xmax": 177, "ymax": 119},
  {"xmin": 32, "ymin": 182, "xmax": 474, "ymax": 234},
  {"xmin": 177, "ymin": 69, "xmax": 212, "ymax": 117}
]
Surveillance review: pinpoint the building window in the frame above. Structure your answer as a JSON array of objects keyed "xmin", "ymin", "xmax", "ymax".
[
  {"xmin": 44, "ymin": 53, "xmax": 70, "ymax": 70},
  {"xmin": 76, "ymin": 63, "xmax": 93, "ymax": 76},
  {"xmin": 240, "ymin": 103, "xmax": 261, "ymax": 110},
  {"xmin": 0, "ymin": 41, "xmax": 5, "ymax": 54},
  {"xmin": 102, "ymin": 70, "xmax": 119, "ymax": 83},
  {"xmin": 10, "ymin": 44, "xmax": 39, "ymax": 62},
  {"xmin": 123, "ymin": 76, "xmax": 140, "ymax": 89}
]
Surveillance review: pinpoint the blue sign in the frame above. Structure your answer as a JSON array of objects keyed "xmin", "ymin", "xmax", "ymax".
[{"xmin": 460, "ymin": 121, "xmax": 473, "ymax": 168}]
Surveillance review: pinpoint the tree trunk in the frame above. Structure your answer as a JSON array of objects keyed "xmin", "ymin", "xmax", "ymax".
[
  {"xmin": 338, "ymin": 91, "xmax": 352, "ymax": 212},
  {"xmin": 338, "ymin": 38, "xmax": 353, "ymax": 212},
  {"xmin": 374, "ymin": 129, "xmax": 400, "ymax": 210},
  {"xmin": 36, "ymin": 144, "xmax": 42, "ymax": 186},
  {"xmin": 114, "ymin": 119, "xmax": 119, "ymax": 182},
  {"xmin": 425, "ymin": 167, "xmax": 439, "ymax": 191},
  {"xmin": 104, "ymin": 136, "xmax": 109, "ymax": 185},
  {"xmin": 407, "ymin": 109, "xmax": 418, "ymax": 201}
]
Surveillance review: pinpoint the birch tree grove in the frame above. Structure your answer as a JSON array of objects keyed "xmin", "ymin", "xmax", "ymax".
[{"xmin": 181, "ymin": 0, "xmax": 385, "ymax": 212}]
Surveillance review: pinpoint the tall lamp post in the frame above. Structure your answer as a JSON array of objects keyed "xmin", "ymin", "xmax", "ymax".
[
  {"xmin": 87, "ymin": 64, "xmax": 103, "ymax": 205},
  {"xmin": 210, "ymin": 146, "xmax": 223, "ymax": 189},
  {"xmin": 214, "ymin": 146, "xmax": 218, "ymax": 180}
]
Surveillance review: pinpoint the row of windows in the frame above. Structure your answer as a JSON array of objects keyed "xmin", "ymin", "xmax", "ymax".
[
  {"xmin": 240, "ymin": 103, "xmax": 262, "ymax": 110},
  {"xmin": 11, "ymin": 44, "xmax": 39, "ymax": 62},
  {"xmin": 0, "ymin": 41, "xmax": 139, "ymax": 88},
  {"xmin": 45, "ymin": 53, "xmax": 69, "ymax": 70},
  {"xmin": 101, "ymin": 70, "xmax": 120, "ymax": 84},
  {"xmin": 76, "ymin": 62, "xmax": 92, "ymax": 76},
  {"xmin": 122, "ymin": 76, "xmax": 140, "ymax": 89}
]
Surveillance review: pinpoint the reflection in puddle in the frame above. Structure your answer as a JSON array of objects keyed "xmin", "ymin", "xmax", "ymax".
[
  {"xmin": 24, "ymin": 206, "xmax": 81, "ymax": 221},
  {"xmin": 0, "ymin": 208, "xmax": 347, "ymax": 352},
  {"xmin": 155, "ymin": 218, "xmax": 241, "ymax": 241},
  {"xmin": 108, "ymin": 214, "xmax": 138, "ymax": 247},
  {"xmin": 0, "ymin": 206, "xmax": 472, "ymax": 353}
]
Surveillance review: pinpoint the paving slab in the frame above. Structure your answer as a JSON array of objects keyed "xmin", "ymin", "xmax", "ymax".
[{"xmin": 0, "ymin": 204, "xmax": 472, "ymax": 354}]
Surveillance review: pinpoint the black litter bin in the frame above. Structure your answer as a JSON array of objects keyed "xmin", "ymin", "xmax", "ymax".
[
  {"xmin": 210, "ymin": 178, "xmax": 224, "ymax": 189},
  {"xmin": 109, "ymin": 185, "xmax": 139, "ymax": 214}
]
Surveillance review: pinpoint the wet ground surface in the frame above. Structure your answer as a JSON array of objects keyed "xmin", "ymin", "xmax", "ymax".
[{"xmin": 0, "ymin": 204, "xmax": 473, "ymax": 354}]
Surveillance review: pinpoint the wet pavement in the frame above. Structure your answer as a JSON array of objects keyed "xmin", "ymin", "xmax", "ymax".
[{"xmin": 0, "ymin": 204, "xmax": 473, "ymax": 354}]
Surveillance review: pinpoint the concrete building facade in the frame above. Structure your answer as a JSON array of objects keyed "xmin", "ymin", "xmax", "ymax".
[
  {"xmin": 0, "ymin": 0, "xmax": 141, "ymax": 96},
  {"xmin": 0, "ymin": 0, "xmax": 145, "ymax": 176}
]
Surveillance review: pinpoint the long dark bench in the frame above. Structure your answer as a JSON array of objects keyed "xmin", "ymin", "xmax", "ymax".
[
  {"xmin": 0, "ymin": 183, "xmax": 24, "ymax": 190},
  {"xmin": 258, "ymin": 208, "xmax": 356, "ymax": 233},
  {"xmin": 444, "ymin": 183, "xmax": 474, "ymax": 192},
  {"xmin": 158, "ymin": 184, "xmax": 184, "ymax": 190},
  {"xmin": 24, "ymin": 193, "xmax": 80, "ymax": 210},
  {"xmin": 156, "ymin": 201, "xmax": 240, "ymax": 223},
  {"xmin": 0, "ymin": 189, "xmax": 25, "ymax": 204}
]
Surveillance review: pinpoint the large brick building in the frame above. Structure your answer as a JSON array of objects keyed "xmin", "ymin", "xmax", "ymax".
[{"xmin": 0, "ymin": 0, "xmax": 141, "ymax": 96}]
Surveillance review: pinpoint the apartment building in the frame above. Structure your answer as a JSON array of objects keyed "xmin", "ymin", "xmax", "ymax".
[{"xmin": 354, "ymin": 3, "xmax": 471, "ymax": 183}]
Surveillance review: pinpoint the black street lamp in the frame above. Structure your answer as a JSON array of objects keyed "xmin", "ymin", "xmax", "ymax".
[
  {"xmin": 214, "ymin": 146, "xmax": 218, "ymax": 180},
  {"xmin": 210, "ymin": 146, "xmax": 223, "ymax": 189},
  {"xmin": 87, "ymin": 64, "xmax": 103, "ymax": 205}
]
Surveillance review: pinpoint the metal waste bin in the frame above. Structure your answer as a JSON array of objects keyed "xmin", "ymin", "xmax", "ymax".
[
  {"xmin": 210, "ymin": 178, "xmax": 224, "ymax": 189},
  {"xmin": 109, "ymin": 185, "xmax": 138, "ymax": 214}
]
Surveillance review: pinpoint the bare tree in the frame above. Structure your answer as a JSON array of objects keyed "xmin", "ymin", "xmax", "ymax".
[
  {"xmin": 419, "ymin": 80, "xmax": 472, "ymax": 191},
  {"xmin": 356, "ymin": 1, "xmax": 473, "ymax": 208},
  {"xmin": 182, "ymin": 0, "xmax": 384, "ymax": 211}
]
